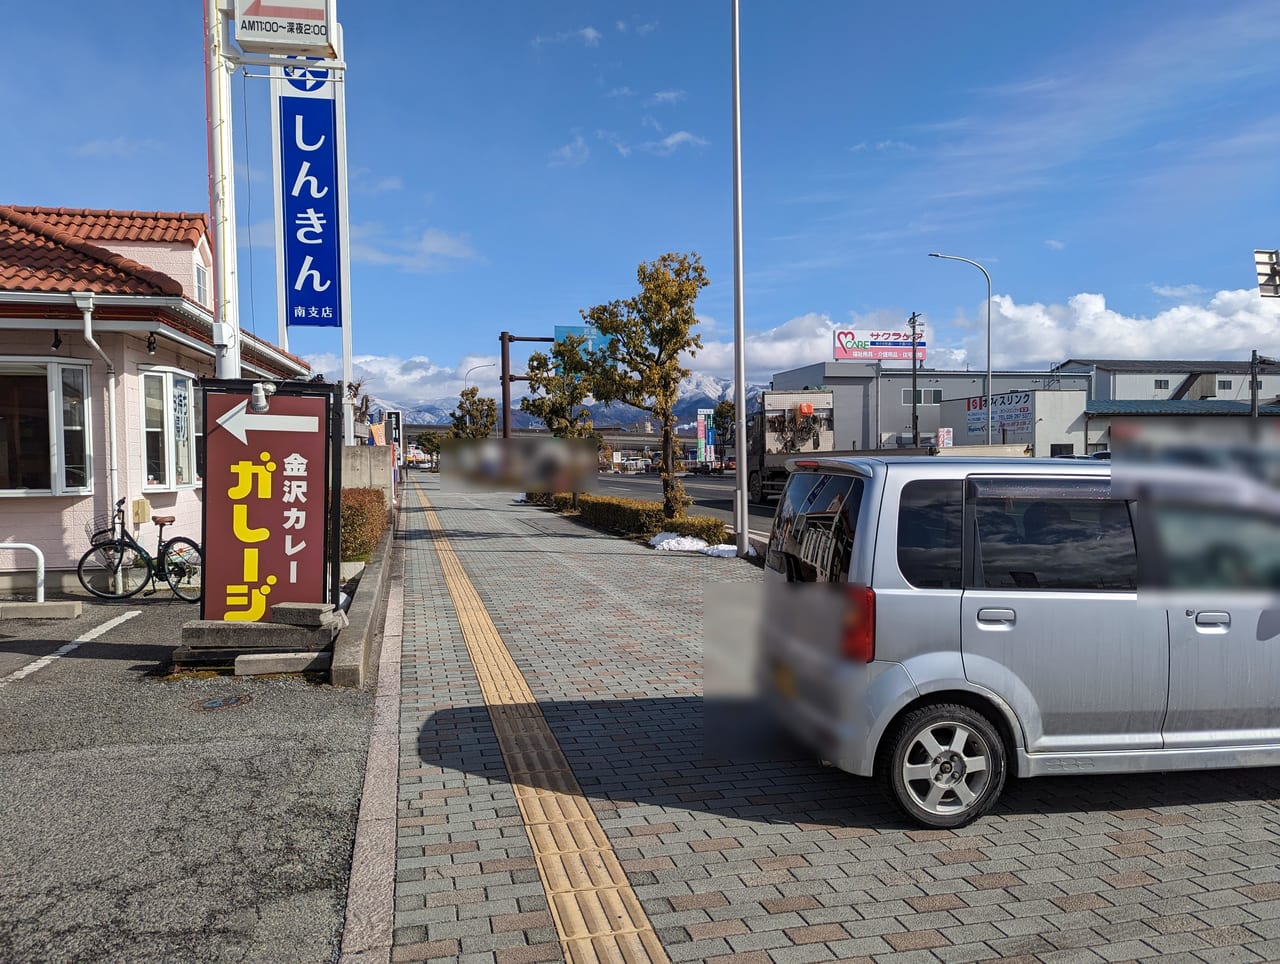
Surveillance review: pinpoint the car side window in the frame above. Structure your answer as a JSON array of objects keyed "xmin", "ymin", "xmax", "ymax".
[
  {"xmin": 897, "ymin": 480, "xmax": 963, "ymax": 589},
  {"xmin": 974, "ymin": 496, "xmax": 1137, "ymax": 591},
  {"xmin": 1149, "ymin": 504, "xmax": 1280, "ymax": 592},
  {"xmin": 768, "ymin": 472, "xmax": 861, "ymax": 582}
]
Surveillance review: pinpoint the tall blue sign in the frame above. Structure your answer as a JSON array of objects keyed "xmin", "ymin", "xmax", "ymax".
[{"xmin": 273, "ymin": 60, "xmax": 342, "ymax": 329}]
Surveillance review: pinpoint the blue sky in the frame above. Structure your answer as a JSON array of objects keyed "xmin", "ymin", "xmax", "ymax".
[{"xmin": 3, "ymin": 1, "xmax": 1280, "ymax": 408}]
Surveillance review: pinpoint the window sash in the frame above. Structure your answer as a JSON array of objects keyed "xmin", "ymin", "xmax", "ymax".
[
  {"xmin": 141, "ymin": 368, "xmax": 200, "ymax": 491},
  {"xmin": 58, "ymin": 366, "xmax": 90, "ymax": 492},
  {"xmin": 0, "ymin": 360, "xmax": 92, "ymax": 496}
]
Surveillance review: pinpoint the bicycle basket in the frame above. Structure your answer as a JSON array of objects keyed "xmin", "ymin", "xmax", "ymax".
[{"xmin": 85, "ymin": 515, "xmax": 117, "ymax": 544}]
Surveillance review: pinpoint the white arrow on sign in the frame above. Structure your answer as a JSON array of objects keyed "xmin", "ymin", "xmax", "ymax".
[{"xmin": 216, "ymin": 399, "xmax": 319, "ymax": 444}]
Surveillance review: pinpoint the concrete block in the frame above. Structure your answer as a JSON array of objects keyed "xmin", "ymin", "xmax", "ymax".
[
  {"xmin": 341, "ymin": 561, "xmax": 366, "ymax": 581},
  {"xmin": 0, "ymin": 601, "xmax": 83, "ymax": 619},
  {"xmin": 180, "ymin": 619, "xmax": 337, "ymax": 651},
  {"xmin": 271, "ymin": 602, "xmax": 346, "ymax": 629},
  {"xmin": 235, "ymin": 651, "xmax": 333, "ymax": 675}
]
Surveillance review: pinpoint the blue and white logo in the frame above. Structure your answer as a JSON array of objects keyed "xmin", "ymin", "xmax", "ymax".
[{"xmin": 283, "ymin": 56, "xmax": 329, "ymax": 93}]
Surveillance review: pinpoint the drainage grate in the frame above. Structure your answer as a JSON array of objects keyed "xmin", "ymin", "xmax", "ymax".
[{"xmin": 194, "ymin": 694, "xmax": 253, "ymax": 712}]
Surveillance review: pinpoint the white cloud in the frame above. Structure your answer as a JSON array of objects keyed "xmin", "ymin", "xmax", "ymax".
[
  {"xmin": 683, "ymin": 289, "xmax": 1280, "ymax": 383},
  {"xmin": 644, "ymin": 130, "xmax": 708, "ymax": 156},
  {"xmin": 689, "ymin": 312, "xmax": 857, "ymax": 382},
  {"xmin": 982, "ymin": 288, "xmax": 1280, "ymax": 368},
  {"xmin": 1151, "ymin": 282, "xmax": 1205, "ymax": 299},
  {"xmin": 349, "ymin": 224, "xmax": 478, "ymax": 273},
  {"xmin": 76, "ymin": 136, "xmax": 163, "ymax": 157},
  {"xmin": 875, "ymin": 139, "xmax": 915, "ymax": 152},
  {"xmin": 549, "ymin": 134, "xmax": 590, "ymax": 167},
  {"xmin": 349, "ymin": 167, "xmax": 404, "ymax": 194},
  {"xmin": 605, "ymin": 86, "xmax": 634, "ymax": 98},
  {"xmin": 636, "ymin": 22, "xmax": 658, "ymax": 36},
  {"xmin": 596, "ymin": 130, "xmax": 631, "ymax": 157},
  {"xmin": 650, "ymin": 89, "xmax": 687, "ymax": 105},
  {"xmin": 1044, "ymin": 239, "xmax": 1066, "ymax": 251},
  {"xmin": 533, "ymin": 26, "xmax": 601, "ymax": 47},
  {"xmin": 303, "ymin": 352, "xmax": 503, "ymax": 410}
]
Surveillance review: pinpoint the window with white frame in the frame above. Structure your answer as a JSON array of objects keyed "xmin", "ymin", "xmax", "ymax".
[
  {"xmin": 902, "ymin": 388, "xmax": 943, "ymax": 405},
  {"xmin": 0, "ymin": 359, "xmax": 92, "ymax": 495},
  {"xmin": 141, "ymin": 368, "xmax": 200, "ymax": 490},
  {"xmin": 194, "ymin": 262, "xmax": 210, "ymax": 307}
]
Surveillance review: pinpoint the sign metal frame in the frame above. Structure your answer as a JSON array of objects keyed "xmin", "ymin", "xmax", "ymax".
[{"xmin": 199, "ymin": 379, "xmax": 343, "ymax": 621}]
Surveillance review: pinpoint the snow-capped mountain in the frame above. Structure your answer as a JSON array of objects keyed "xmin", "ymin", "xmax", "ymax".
[{"xmin": 361, "ymin": 373, "xmax": 770, "ymax": 430}]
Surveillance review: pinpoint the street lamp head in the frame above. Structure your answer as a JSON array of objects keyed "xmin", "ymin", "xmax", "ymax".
[{"xmin": 928, "ymin": 253, "xmax": 942, "ymax": 258}]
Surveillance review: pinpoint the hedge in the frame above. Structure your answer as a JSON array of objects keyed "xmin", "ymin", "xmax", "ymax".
[
  {"xmin": 527, "ymin": 491, "xmax": 726, "ymax": 543},
  {"xmin": 659, "ymin": 515, "xmax": 728, "ymax": 545},
  {"xmin": 340, "ymin": 487, "xmax": 388, "ymax": 560},
  {"xmin": 576, "ymin": 493, "xmax": 667, "ymax": 535}
]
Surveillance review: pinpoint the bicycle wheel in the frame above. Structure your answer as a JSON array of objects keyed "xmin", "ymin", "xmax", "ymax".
[
  {"xmin": 161, "ymin": 537, "xmax": 203, "ymax": 602},
  {"xmin": 77, "ymin": 540, "xmax": 149, "ymax": 599}
]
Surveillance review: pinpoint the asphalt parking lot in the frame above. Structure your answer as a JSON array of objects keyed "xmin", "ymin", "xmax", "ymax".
[{"xmin": 0, "ymin": 596, "xmax": 373, "ymax": 962}]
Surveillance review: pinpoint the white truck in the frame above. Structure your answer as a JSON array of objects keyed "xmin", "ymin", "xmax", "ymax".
[{"xmin": 744, "ymin": 389, "xmax": 933, "ymax": 503}]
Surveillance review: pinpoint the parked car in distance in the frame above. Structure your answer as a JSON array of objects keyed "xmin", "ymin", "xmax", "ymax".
[{"xmin": 761, "ymin": 455, "xmax": 1280, "ymax": 827}]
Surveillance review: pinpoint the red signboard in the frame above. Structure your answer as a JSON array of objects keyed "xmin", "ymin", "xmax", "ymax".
[{"xmin": 203, "ymin": 390, "xmax": 331, "ymax": 621}]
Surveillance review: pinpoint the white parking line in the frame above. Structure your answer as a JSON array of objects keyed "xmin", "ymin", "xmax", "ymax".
[{"xmin": 0, "ymin": 609, "xmax": 142, "ymax": 688}]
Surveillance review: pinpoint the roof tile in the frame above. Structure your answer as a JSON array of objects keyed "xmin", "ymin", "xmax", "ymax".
[
  {"xmin": 8, "ymin": 206, "xmax": 208, "ymax": 247},
  {"xmin": 0, "ymin": 205, "xmax": 185, "ymax": 296}
]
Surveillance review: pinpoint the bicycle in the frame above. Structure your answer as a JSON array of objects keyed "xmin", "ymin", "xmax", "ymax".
[{"xmin": 76, "ymin": 497, "xmax": 203, "ymax": 602}]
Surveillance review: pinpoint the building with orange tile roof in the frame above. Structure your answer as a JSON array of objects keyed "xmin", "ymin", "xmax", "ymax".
[{"xmin": 0, "ymin": 205, "xmax": 312, "ymax": 593}]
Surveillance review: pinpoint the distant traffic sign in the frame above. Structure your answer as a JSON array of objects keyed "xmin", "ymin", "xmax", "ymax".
[{"xmin": 554, "ymin": 324, "xmax": 614, "ymax": 355}]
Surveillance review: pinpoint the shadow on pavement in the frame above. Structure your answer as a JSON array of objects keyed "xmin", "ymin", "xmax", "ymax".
[{"xmin": 418, "ymin": 695, "xmax": 1280, "ymax": 832}]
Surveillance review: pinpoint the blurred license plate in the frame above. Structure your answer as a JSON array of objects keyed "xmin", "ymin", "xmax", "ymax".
[{"xmin": 773, "ymin": 661, "xmax": 796, "ymax": 699}]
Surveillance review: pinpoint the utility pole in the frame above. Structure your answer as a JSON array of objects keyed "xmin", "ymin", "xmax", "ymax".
[
  {"xmin": 498, "ymin": 331, "xmax": 554, "ymax": 437},
  {"xmin": 908, "ymin": 311, "xmax": 921, "ymax": 447}
]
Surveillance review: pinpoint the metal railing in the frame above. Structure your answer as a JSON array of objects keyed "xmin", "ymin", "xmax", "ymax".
[{"xmin": 0, "ymin": 543, "xmax": 45, "ymax": 603}]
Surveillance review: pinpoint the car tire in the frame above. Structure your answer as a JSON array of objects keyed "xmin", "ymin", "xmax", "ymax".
[{"xmin": 881, "ymin": 703, "xmax": 1007, "ymax": 828}]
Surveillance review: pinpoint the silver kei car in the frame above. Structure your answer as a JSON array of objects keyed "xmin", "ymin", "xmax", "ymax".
[{"xmin": 759, "ymin": 455, "xmax": 1280, "ymax": 827}]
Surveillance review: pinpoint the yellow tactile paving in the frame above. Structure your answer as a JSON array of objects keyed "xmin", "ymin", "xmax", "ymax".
[{"xmin": 413, "ymin": 484, "xmax": 670, "ymax": 964}]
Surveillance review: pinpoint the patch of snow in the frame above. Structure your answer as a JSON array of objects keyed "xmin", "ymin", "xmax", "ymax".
[
  {"xmin": 650, "ymin": 533, "xmax": 753, "ymax": 558},
  {"xmin": 649, "ymin": 533, "xmax": 710, "ymax": 551}
]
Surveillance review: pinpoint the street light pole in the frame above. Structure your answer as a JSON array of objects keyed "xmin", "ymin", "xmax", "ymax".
[
  {"xmin": 908, "ymin": 311, "xmax": 921, "ymax": 447},
  {"xmin": 929, "ymin": 253, "xmax": 993, "ymax": 444},
  {"xmin": 731, "ymin": 0, "xmax": 749, "ymax": 558},
  {"xmin": 464, "ymin": 363, "xmax": 495, "ymax": 392}
]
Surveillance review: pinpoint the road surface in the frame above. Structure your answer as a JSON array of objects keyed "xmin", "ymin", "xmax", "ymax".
[{"xmin": 590, "ymin": 471, "xmax": 777, "ymax": 534}]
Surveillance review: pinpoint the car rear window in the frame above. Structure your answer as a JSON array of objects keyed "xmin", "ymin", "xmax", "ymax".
[
  {"xmin": 768, "ymin": 472, "xmax": 863, "ymax": 582},
  {"xmin": 897, "ymin": 479, "xmax": 963, "ymax": 589}
]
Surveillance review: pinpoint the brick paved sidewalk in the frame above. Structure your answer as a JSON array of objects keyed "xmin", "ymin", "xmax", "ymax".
[{"xmin": 388, "ymin": 475, "xmax": 1280, "ymax": 964}]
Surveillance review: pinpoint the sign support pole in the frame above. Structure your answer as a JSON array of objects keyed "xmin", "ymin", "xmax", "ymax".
[
  {"xmin": 206, "ymin": 0, "xmax": 242, "ymax": 379},
  {"xmin": 335, "ymin": 21, "xmax": 355, "ymax": 445}
]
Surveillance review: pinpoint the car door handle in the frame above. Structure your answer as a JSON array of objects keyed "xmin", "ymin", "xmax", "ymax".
[
  {"xmin": 977, "ymin": 608, "xmax": 1016, "ymax": 625},
  {"xmin": 1195, "ymin": 611, "xmax": 1231, "ymax": 628}
]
